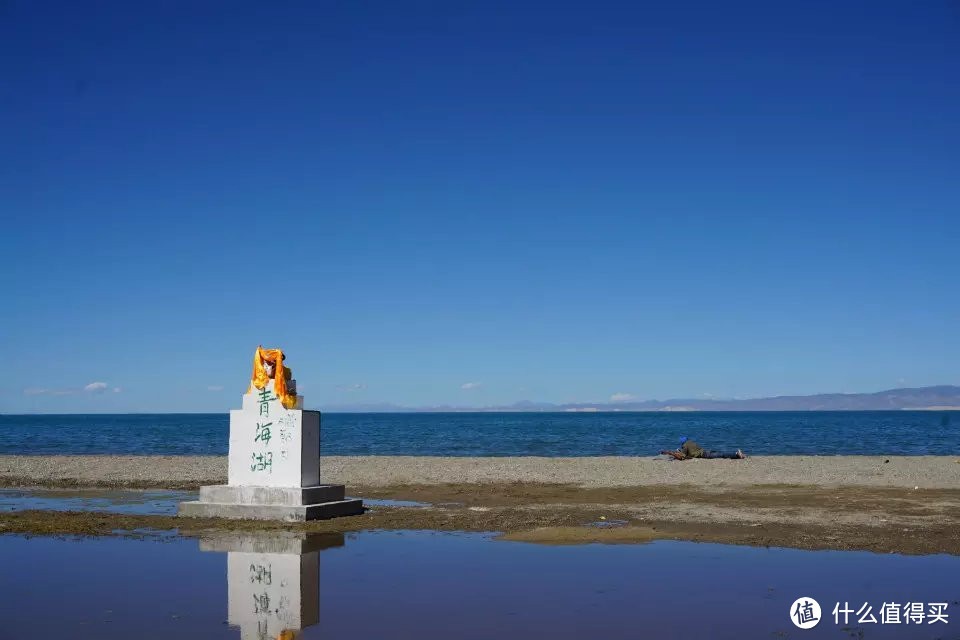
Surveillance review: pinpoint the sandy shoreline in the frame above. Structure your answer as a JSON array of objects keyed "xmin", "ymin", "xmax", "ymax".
[{"xmin": 0, "ymin": 454, "xmax": 957, "ymax": 489}]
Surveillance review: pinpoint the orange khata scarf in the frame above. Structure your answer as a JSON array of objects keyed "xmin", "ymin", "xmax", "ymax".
[{"xmin": 249, "ymin": 346, "xmax": 296, "ymax": 409}]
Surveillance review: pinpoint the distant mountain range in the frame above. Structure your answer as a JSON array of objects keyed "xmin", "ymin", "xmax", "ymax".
[{"xmin": 318, "ymin": 385, "xmax": 960, "ymax": 413}]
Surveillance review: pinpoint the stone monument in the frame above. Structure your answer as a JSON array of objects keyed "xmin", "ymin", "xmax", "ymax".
[
  {"xmin": 179, "ymin": 346, "xmax": 363, "ymax": 521},
  {"xmin": 199, "ymin": 531, "xmax": 344, "ymax": 640}
]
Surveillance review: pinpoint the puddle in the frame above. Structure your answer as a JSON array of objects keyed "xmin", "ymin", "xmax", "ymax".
[
  {"xmin": 0, "ymin": 488, "xmax": 196, "ymax": 515},
  {"xmin": 357, "ymin": 498, "xmax": 431, "ymax": 508},
  {"xmin": 0, "ymin": 531, "xmax": 956, "ymax": 639},
  {"xmin": 587, "ymin": 519, "xmax": 629, "ymax": 528}
]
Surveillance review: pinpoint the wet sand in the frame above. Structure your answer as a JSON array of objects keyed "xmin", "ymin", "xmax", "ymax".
[{"xmin": 1, "ymin": 455, "xmax": 958, "ymax": 554}]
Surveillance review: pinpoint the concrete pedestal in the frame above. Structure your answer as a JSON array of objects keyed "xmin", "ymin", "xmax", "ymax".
[
  {"xmin": 178, "ymin": 380, "xmax": 363, "ymax": 521},
  {"xmin": 178, "ymin": 483, "xmax": 363, "ymax": 521}
]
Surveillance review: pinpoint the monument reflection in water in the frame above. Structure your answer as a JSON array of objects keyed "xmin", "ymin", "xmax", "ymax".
[{"xmin": 200, "ymin": 532, "xmax": 344, "ymax": 640}]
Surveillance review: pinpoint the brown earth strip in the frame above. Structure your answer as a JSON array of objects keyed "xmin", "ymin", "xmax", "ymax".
[{"xmin": 352, "ymin": 482, "xmax": 960, "ymax": 513}]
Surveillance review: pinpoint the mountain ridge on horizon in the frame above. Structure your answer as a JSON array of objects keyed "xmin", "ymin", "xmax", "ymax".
[{"xmin": 318, "ymin": 385, "xmax": 960, "ymax": 413}]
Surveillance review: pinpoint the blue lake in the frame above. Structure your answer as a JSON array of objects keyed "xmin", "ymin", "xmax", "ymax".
[
  {"xmin": 1, "ymin": 411, "xmax": 957, "ymax": 456},
  {"xmin": 0, "ymin": 530, "xmax": 956, "ymax": 639}
]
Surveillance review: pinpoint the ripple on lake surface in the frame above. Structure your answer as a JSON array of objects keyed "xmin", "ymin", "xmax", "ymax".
[{"xmin": 0, "ymin": 530, "xmax": 956, "ymax": 639}]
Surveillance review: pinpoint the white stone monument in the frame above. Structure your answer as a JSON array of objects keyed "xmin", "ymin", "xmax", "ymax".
[
  {"xmin": 179, "ymin": 349, "xmax": 363, "ymax": 521},
  {"xmin": 200, "ymin": 532, "xmax": 344, "ymax": 640}
]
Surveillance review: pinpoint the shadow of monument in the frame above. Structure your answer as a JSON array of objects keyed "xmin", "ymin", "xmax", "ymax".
[{"xmin": 200, "ymin": 532, "xmax": 345, "ymax": 640}]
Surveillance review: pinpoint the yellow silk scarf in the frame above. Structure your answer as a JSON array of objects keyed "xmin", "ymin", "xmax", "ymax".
[{"xmin": 249, "ymin": 345, "xmax": 296, "ymax": 409}]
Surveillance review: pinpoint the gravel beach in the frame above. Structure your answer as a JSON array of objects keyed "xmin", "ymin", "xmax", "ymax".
[{"xmin": 0, "ymin": 454, "xmax": 957, "ymax": 489}]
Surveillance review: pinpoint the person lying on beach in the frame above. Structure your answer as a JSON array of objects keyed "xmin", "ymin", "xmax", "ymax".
[{"xmin": 660, "ymin": 437, "xmax": 746, "ymax": 460}]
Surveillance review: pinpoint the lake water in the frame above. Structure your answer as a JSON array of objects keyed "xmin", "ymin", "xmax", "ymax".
[
  {"xmin": 1, "ymin": 411, "xmax": 957, "ymax": 456},
  {"xmin": 0, "ymin": 530, "xmax": 956, "ymax": 639}
]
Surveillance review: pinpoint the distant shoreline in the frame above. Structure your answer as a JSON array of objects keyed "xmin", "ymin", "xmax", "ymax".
[
  {"xmin": 4, "ymin": 407, "xmax": 960, "ymax": 416},
  {"xmin": 4, "ymin": 385, "xmax": 960, "ymax": 414}
]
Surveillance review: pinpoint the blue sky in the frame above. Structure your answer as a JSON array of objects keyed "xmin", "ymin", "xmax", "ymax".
[{"xmin": 2, "ymin": 1, "xmax": 958, "ymax": 412}]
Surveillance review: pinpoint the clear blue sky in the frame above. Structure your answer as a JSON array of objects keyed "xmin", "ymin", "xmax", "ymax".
[{"xmin": 2, "ymin": 1, "xmax": 957, "ymax": 412}]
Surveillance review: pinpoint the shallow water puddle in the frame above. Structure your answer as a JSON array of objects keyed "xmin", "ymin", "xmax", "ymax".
[
  {"xmin": 357, "ymin": 497, "xmax": 431, "ymax": 508},
  {"xmin": 587, "ymin": 518, "xmax": 629, "ymax": 528},
  {"xmin": 0, "ymin": 531, "xmax": 956, "ymax": 639},
  {"xmin": 0, "ymin": 488, "xmax": 196, "ymax": 515}
]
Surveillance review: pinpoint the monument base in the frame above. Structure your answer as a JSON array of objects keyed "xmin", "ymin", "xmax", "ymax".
[{"xmin": 178, "ymin": 484, "xmax": 364, "ymax": 522}]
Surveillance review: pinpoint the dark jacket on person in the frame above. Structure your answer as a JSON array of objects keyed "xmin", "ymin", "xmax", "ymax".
[{"xmin": 681, "ymin": 440, "xmax": 705, "ymax": 458}]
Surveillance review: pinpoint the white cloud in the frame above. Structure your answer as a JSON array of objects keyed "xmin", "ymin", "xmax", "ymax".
[
  {"xmin": 337, "ymin": 383, "xmax": 367, "ymax": 392},
  {"xmin": 112, "ymin": 387, "xmax": 122, "ymax": 393},
  {"xmin": 207, "ymin": 385, "xmax": 225, "ymax": 392},
  {"xmin": 609, "ymin": 392, "xmax": 636, "ymax": 402},
  {"xmin": 461, "ymin": 382, "xmax": 482, "ymax": 390},
  {"xmin": 84, "ymin": 382, "xmax": 108, "ymax": 393}
]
